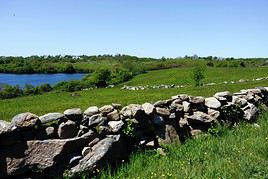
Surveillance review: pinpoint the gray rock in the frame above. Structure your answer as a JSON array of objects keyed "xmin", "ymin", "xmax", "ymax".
[
  {"xmin": 244, "ymin": 103, "xmax": 258, "ymax": 121},
  {"xmin": 187, "ymin": 111, "xmax": 216, "ymax": 125},
  {"xmin": 107, "ymin": 110, "xmax": 120, "ymax": 121},
  {"xmin": 0, "ymin": 132, "xmax": 95, "ymax": 178},
  {"xmin": 108, "ymin": 120, "xmax": 124, "ymax": 133},
  {"xmin": 64, "ymin": 108, "xmax": 82, "ymax": 121},
  {"xmin": 0, "ymin": 121, "xmax": 18, "ymax": 146},
  {"xmin": 189, "ymin": 96, "xmax": 205, "ymax": 104},
  {"xmin": 84, "ymin": 106, "xmax": 99, "ymax": 116},
  {"xmin": 214, "ymin": 91, "xmax": 232, "ymax": 102},
  {"xmin": 99, "ymin": 105, "xmax": 114, "ymax": 115},
  {"xmin": 232, "ymin": 96, "xmax": 247, "ymax": 107},
  {"xmin": 155, "ymin": 121, "xmax": 180, "ymax": 145},
  {"xmin": 156, "ymin": 107, "xmax": 170, "ymax": 116},
  {"xmin": 58, "ymin": 120, "xmax": 78, "ymax": 139},
  {"xmin": 88, "ymin": 114, "xmax": 106, "ymax": 127},
  {"xmin": 205, "ymin": 97, "xmax": 221, "ymax": 109},
  {"xmin": 182, "ymin": 101, "xmax": 191, "ymax": 112},
  {"xmin": 128, "ymin": 104, "xmax": 144, "ymax": 118},
  {"xmin": 46, "ymin": 126, "xmax": 56, "ymax": 138},
  {"xmin": 142, "ymin": 103, "xmax": 155, "ymax": 115},
  {"xmin": 11, "ymin": 112, "xmax": 40, "ymax": 130},
  {"xmin": 207, "ymin": 108, "xmax": 220, "ymax": 119},
  {"xmin": 69, "ymin": 135, "xmax": 127, "ymax": 177},
  {"xmin": 120, "ymin": 106, "xmax": 132, "ymax": 118},
  {"xmin": 0, "ymin": 120, "xmax": 11, "ymax": 134},
  {"xmin": 39, "ymin": 113, "xmax": 65, "ymax": 124}
]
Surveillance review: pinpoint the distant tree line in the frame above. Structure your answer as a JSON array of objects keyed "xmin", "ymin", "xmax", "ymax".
[{"xmin": 1, "ymin": 55, "xmax": 267, "ymax": 74}]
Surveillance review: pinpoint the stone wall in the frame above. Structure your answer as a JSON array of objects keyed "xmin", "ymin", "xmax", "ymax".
[{"xmin": 0, "ymin": 87, "xmax": 268, "ymax": 178}]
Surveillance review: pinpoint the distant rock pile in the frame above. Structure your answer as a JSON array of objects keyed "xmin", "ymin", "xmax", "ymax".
[{"xmin": 1, "ymin": 87, "xmax": 268, "ymax": 178}]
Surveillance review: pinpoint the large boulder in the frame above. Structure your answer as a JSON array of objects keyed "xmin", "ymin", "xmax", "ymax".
[
  {"xmin": 58, "ymin": 120, "xmax": 78, "ymax": 139},
  {"xmin": 68, "ymin": 135, "xmax": 127, "ymax": 177},
  {"xmin": 64, "ymin": 108, "xmax": 82, "ymax": 121},
  {"xmin": 39, "ymin": 113, "xmax": 65, "ymax": 125},
  {"xmin": 11, "ymin": 112, "xmax": 40, "ymax": 130},
  {"xmin": 0, "ymin": 131, "xmax": 96, "ymax": 178},
  {"xmin": 205, "ymin": 97, "xmax": 221, "ymax": 109}
]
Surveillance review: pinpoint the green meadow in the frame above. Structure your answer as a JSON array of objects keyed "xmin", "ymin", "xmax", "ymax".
[
  {"xmin": 95, "ymin": 112, "xmax": 268, "ymax": 179},
  {"xmin": 1, "ymin": 67, "xmax": 268, "ymax": 121}
]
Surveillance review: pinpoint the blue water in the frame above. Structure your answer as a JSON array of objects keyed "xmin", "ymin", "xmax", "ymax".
[{"xmin": 0, "ymin": 73, "xmax": 85, "ymax": 87}]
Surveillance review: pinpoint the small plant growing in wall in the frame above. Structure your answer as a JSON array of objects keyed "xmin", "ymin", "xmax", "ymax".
[{"xmin": 122, "ymin": 120, "xmax": 135, "ymax": 138}]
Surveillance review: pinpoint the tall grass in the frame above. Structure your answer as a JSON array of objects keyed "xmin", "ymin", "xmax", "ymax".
[{"xmin": 96, "ymin": 113, "xmax": 268, "ymax": 179}]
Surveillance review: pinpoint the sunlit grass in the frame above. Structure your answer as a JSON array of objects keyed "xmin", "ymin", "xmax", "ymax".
[{"xmin": 96, "ymin": 113, "xmax": 268, "ymax": 179}]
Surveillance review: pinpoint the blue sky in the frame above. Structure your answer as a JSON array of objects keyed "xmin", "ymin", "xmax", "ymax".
[{"xmin": 0, "ymin": 0, "xmax": 267, "ymax": 58}]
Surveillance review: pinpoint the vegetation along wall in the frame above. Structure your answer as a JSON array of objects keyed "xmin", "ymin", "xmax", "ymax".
[{"xmin": 0, "ymin": 86, "xmax": 268, "ymax": 178}]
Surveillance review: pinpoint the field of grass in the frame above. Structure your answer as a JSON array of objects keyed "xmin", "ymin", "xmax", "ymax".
[
  {"xmin": 1, "ymin": 78, "xmax": 268, "ymax": 121},
  {"xmin": 95, "ymin": 112, "xmax": 268, "ymax": 179},
  {"xmin": 124, "ymin": 67, "xmax": 268, "ymax": 86}
]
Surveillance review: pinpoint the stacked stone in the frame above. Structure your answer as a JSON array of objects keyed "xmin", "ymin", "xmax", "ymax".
[{"xmin": 0, "ymin": 87, "xmax": 267, "ymax": 178}]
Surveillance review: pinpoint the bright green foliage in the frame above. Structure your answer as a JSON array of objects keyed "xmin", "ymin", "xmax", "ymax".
[
  {"xmin": 192, "ymin": 66, "xmax": 205, "ymax": 86},
  {"xmin": 96, "ymin": 113, "xmax": 268, "ymax": 179}
]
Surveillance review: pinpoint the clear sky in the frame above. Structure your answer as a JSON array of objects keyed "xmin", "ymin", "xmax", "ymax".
[{"xmin": 0, "ymin": 0, "xmax": 268, "ymax": 58}]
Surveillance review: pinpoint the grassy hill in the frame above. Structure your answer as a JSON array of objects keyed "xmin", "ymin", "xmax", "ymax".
[
  {"xmin": 1, "ymin": 67, "xmax": 268, "ymax": 121},
  {"xmin": 123, "ymin": 67, "xmax": 268, "ymax": 86},
  {"xmin": 96, "ymin": 112, "xmax": 268, "ymax": 179}
]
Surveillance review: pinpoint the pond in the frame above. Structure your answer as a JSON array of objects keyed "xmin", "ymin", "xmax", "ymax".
[{"xmin": 0, "ymin": 73, "xmax": 85, "ymax": 87}]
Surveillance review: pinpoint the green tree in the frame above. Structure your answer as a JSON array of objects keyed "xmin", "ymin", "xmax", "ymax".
[
  {"xmin": 192, "ymin": 66, "xmax": 205, "ymax": 87},
  {"xmin": 92, "ymin": 69, "xmax": 111, "ymax": 87}
]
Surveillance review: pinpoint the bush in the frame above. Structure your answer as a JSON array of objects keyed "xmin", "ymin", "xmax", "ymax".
[
  {"xmin": 38, "ymin": 83, "xmax": 53, "ymax": 93},
  {"xmin": 240, "ymin": 62, "xmax": 246, "ymax": 67},
  {"xmin": 110, "ymin": 69, "xmax": 133, "ymax": 85},
  {"xmin": 64, "ymin": 64, "xmax": 76, "ymax": 73},
  {"xmin": 192, "ymin": 66, "xmax": 205, "ymax": 87},
  {"xmin": 0, "ymin": 85, "xmax": 23, "ymax": 99},
  {"xmin": 92, "ymin": 69, "xmax": 111, "ymax": 87},
  {"xmin": 206, "ymin": 62, "xmax": 214, "ymax": 67}
]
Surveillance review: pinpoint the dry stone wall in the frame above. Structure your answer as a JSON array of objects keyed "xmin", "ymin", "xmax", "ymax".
[{"xmin": 0, "ymin": 87, "xmax": 268, "ymax": 178}]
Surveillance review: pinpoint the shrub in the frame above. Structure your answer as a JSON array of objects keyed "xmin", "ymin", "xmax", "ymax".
[
  {"xmin": 240, "ymin": 62, "xmax": 246, "ymax": 67},
  {"xmin": 64, "ymin": 64, "xmax": 76, "ymax": 73},
  {"xmin": 192, "ymin": 66, "xmax": 205, "ymax": 87},
  {"xmin": 92, "ymin": 69, "xmax": 111, "ymax": 87},
  {"xmin": 38, "ymin": 83, "xmax": 53, "ymax": 93},
  {"xmin": 0, "ymin": 85, "xmax": 23, "ymax": 99},
  {"xmin": 206, "ymin": 62, "xmax": 214, "ymax": 67}
]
